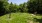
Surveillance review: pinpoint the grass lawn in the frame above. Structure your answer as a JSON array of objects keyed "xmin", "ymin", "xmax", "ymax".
[{"xmin": 0, "ymin": 13, "xmax": 42, "ymax": 23}]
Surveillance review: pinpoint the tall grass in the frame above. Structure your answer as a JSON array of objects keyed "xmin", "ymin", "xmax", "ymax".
[{"xmin": 0, "ymin": 13, "xmax": 42, "ymax": 23}]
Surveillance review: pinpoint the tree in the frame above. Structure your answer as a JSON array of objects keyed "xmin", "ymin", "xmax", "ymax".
[
  {"xmin": 9, "ymin": 3, "xmax": 19, "ymax": 13},
  {"xmin": 22, "ymin": 2, "xmax": 28, "ymax": 13},
  {"xmin": 13, "ymin": 4, "xmax": 19, "ymax": 13},
  {"xmin": 27, "ymin": 0, "xmax": 42, "ymax": 14},
  {"xmin": 19, "ymin": 2, "xmax": 28, "ymax": 13},
  {"xmin": 9, "ymin": 2, "xmax": 14, "ymax": 12},
  {"xmin": 0, "ymin": 0, "xmax": 8, "ymax": 16}
]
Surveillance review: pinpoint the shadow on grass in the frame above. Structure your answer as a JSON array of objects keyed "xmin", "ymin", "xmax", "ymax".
[{"xmin": 34, "ymin": 18, "xmax": 42, "ymax": 23}]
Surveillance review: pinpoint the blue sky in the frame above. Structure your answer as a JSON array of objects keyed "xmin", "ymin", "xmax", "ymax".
[{"xmin": 8, "ymin": 0, "xmax": 28, "ymax": 5}]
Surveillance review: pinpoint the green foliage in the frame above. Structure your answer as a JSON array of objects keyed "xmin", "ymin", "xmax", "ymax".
[
  {"xmin": 0, "ymin": 0, "xmax": 8, "ymax": 15},
  {"xmin": 18, "ymin": 2, "xmax": 28, "ymax": 13},
  {"xmin": 0, "ymin": 0, "xmax": 42, "ymax": 23},
  {"xmin": 9, "ymin": 3, "xmax": 19, "ymax": 13},
  {"xmin": 27, "ymin": 0, "xmax": 42, "ymax": 14},
  {"xmin": 0, "ymin": 0, "xmax": 42, "ymax": 16}
]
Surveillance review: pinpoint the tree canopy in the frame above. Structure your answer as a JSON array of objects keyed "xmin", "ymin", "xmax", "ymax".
[{"xmin": 0, "ymin": 0, "xmax": 42, "ymax": 16}]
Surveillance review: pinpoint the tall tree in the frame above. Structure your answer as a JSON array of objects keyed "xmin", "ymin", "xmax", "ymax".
[
  {"xmin": 9, "ymin": 2, "xmax": 14, "ymax": 12},
  {"xmin": 19, "ymin": 2, "xmax": 28, "ymax": 13},
  {"xmin": 0, "ymin": 0, "xmax": 8, "ymax": 16},
  {"xmin": 27, "ymin": 0, "xmax": 42, "ymax": 14}
]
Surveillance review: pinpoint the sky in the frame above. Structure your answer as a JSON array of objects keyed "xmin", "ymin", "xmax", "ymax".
[{"xmin": 8, "ymin": 0, "xmax": 28, "ymax": 5}]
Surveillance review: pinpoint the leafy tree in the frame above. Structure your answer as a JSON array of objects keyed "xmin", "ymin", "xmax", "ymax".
[
  {"xmin": 13, "ymin": 4, "xmax": 19, "ymax": 13},
  {"xmin": 0, "ymin": 0, "xmax": 8, "ymax": 16},
  {"xmin": 9, "ymin": 2, "xmax": 14, "ymax": 12},
  {"xmin": 27, "ymin": 0, "xmax": 42, "ymax": 14},
  {"xmin": 22, "ymin": 2, "xmax": 28, "ymax": 13},
  {"xmin": 19, "ymin": 2, "xmax": 28, "ymax": 13}
]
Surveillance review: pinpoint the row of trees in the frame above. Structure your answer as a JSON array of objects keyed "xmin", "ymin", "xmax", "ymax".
[
  {"xmin": 9, "ymin": 2, "xmax": 28, "ymax": 13},
  {"xmin": 0, "ymin": 0, "xmax": 42, "ymax": 16}
]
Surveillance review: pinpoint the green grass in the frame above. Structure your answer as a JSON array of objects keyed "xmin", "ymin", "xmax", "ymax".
[{"xmin": 0, "ymin": 13, "xmax": 42, "ymax": 23}]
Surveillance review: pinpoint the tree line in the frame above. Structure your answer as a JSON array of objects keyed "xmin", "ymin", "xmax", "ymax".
[{"xmin": 0, "ymin": 0, "xmax": 42, "ymax": 16}]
